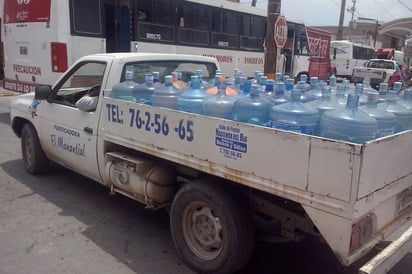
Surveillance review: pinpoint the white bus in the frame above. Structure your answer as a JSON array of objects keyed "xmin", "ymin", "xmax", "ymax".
[
  {"xmin": 1, "ymin": 0, "xmax": 330, "ymax": 92},
  {"xmin": 330, "ymin": 40, "xmax": 376, "ymax": 81}
]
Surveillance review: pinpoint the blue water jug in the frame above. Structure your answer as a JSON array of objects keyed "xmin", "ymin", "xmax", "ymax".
[
  {"xmin": 331, "ymin": 85, "xmax": 348, "ymax": 108},
  {"xmin": 152, "ymin": 71, "xmax": 162, "ymax": 88},
  {"xmin": 359, "ymin": 91, "xmax": 396, "ymax": 138},
  {"xmin": 271, "ymin": 82, "xmax": 288, "ymax": 105},
  {"xmin": 320, "ymin": 94, "xmax": 377, "ymax": 143},
  {"xmin": 236, "ymin": 80, "xmax": 252, "ymax": 99},
  {"xmin": 341, "ymin": 79, "xmax": 354, "ymax": 95},
  {"xmin": 362, "ymin": 78, "xmax": 376, "ymax": 104},
  {"xmin": 225, "ymin": 69, "xmax": 242, "ymax": 87},
  {"xmin": 329, "ymin": 75, "xmax": 337, "ymax": 92},
  {"xmin": 111, "ymin": 67, "xmax": 139, "ymax": 102},
  {"xmin": 177, "ymin": 76, "xmax": 210, "ymax": 114},
  {"xmin": 282, "ymin": 75, "xmax": 290, "ymax": 84},
  {"xmin": 378, "ymin": 82, "xmax": 389, "ymax": 103},
  {"xmin": 284, "ymin": 78, "xmax": 294, "ymax": 99},
  {"xmin": 354, "ymin": 83, "xmax": 368, "ymax": 105},
  {"xmin": 171, "ymin": 71, "xmax": 188, "ymax": 90},
  {"xmin": 262, "ymin": 79, "xmax": 275, "ymax": 102},
  {"xmin": 269, "ymin": 89, "xmax": 320, "ymax": 135},
  {"xmin": 132, "ymin": 73, "xmax": 156, "ymax": 104},
  {"xmin": 391, "ymin": 81, "xmax": 403, "ymax": 95},
  {"xmin": 379, "ymin": 91, "xmax": 412, "ymax": 133},
  {"xmin": 301, "ymin": 81, "xmax": 324, "ymax": 103},
  {"xmin": 275, "ymin": 72, "xmax": 283, "ymax": 83},
  {"xmin": 398, "ymin": 88, "xmax": 412, "ymax": 109},
  {"xmin": 202, "ymin": 78, "xmax": 236, "ymax": 119},
  {"xmin": 151, "ymin": 75, "xmax": 183, "ymax": 109},
  {"xmin": 232, "ymin": 84, "xmax": 272, "ymax": 126},
  {"xmin": 295, "ymin": 74, "xmax": 310, "ymax": 91},
  {"xmin": 195, "ymin": 69, "xmax": 212, "ymax": 90},
  {"xmin": 305, "ymin": 86, "xmax": 337, "ymax": 115}
]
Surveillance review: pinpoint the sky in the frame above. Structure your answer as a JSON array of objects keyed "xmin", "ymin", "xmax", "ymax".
[{"xmin": 240, "ymin": 0, "xmax": 412, "ymax": 26}]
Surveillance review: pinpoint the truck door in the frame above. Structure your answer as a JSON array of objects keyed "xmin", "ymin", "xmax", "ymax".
[{"xmin": 36, "ymin": 60, "xmax": 109, "ymax": 182}]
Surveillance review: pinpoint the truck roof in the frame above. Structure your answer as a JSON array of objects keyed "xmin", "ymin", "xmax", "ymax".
[{"xmin": 81, "ymin": 52, "xmax": 219, "ymax": 64}]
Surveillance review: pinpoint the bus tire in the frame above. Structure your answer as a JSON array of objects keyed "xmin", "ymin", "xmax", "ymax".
[
  {"xmin": 170, "ymin": 179, "xmax": 255, "ymax": 274},
  {"xmin": 21, "ymin": 123, "xmax": 49, "ymax": 174}
]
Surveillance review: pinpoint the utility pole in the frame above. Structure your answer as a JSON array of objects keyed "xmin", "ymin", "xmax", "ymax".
[
  {"xmin": 264, "ymin": 0, "xmax": 281, "ymax": 76},
  {"xmin": 347, "ymin": 0, "xmax": 357, "ymax": 41},
  {"xmin": 348, "ymin": 0, "xmax": 357, "ymax": 25},
  {"xmin": 337, "ymin": 0, "xmax": 346, "ymax": 40}
]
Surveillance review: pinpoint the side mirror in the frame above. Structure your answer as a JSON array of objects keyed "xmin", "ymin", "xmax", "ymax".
[{"xmin": 35, "ymin": 85, "xmax": 52, "ymax": 100}]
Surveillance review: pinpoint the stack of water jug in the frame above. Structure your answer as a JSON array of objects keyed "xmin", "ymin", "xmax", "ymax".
[{"xmin": 110, "ymin": 66, "xmax": 412, "ymax": 144}]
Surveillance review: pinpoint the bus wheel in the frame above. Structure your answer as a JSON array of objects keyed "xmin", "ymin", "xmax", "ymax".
[
  {"xmin": 170, "ymin": 179, "xmax": 255, "ymax": 274},
  {"xmin": 21, "ymin": 123, "xmax": 49, "ymax": 174}
]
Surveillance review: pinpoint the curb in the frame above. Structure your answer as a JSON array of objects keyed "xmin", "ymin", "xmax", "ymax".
[{"xmin": 0, "ymin": 91, "xmax": 17, "ymax": 97}]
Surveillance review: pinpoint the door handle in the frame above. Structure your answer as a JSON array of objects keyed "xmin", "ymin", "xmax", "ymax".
[{"xmin": 84, "ymin": 127, "xmax": 93, "ymax": 134}]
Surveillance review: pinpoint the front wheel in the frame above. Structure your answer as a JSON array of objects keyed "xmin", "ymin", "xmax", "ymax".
[
  {"xmin": 21, "ymin": 123, "xmax": 49, "ymax": 174},
  {"xmin": 170, "ymin": 179, "xmax": 255, "ymax": 274}
]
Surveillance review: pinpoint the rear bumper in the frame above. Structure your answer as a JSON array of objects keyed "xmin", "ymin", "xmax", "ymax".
[{"xmin": 359, "ymin": 218, "xmax": 412, "ymax": 274}]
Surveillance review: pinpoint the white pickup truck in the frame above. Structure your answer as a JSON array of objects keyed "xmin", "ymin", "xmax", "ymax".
[
  {"xmin": 10, "ymin": 53, "xmax": 412, "ymax": 274},
  {"xmin": 352, "ymin": 59, "xmax": 400, "ymax": 89}
]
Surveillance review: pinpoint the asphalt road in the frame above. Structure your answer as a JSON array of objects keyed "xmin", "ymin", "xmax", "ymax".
[{"xmin": 0, "ymin": 93, "xmax": 411, "ymax": 274}]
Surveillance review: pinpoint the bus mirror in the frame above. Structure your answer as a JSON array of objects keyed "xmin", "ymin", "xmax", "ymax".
[
  {"xmin": 333, "ymin": 48, "xmax": 336, "ymax": 60},
  {"xmin": 35, "ymin": 85, "xmax": 52, "ymax": 100}
]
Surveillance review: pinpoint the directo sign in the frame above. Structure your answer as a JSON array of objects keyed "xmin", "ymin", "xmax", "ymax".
[{"xmin": 274, "ymin": 16, "xmax": 288, "ymax": 48}]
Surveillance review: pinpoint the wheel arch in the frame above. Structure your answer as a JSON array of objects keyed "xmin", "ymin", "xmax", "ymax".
[{"xmin": 11, "ymin": 117, "xmax": 32, "ymax": 138}]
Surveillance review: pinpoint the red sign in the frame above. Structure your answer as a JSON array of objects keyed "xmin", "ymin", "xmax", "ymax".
[
  {"xmin": 274, "ymin": 16, "xmax": 288, "ymax": 48},
  {"xmin": 4, "ymin": 0, "xmax": 52, "ymax": 24}
]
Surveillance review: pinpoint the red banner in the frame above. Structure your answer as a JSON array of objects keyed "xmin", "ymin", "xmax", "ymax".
[{"xmin": 4, "ymin": 0, "xmax": 51, "ymax": 24}]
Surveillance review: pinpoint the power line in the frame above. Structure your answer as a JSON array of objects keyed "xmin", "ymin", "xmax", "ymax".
[
  {"xmin": 398, "ymin": 0, "xmax": 412, "ymax": 12},
  {"xmin": 373, "ymin": 0, "xmax": 396, "ymax": 19}
]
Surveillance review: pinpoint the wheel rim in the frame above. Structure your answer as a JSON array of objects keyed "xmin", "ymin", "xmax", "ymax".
[
  {"xmin": 23, "ymin": 133, "xmax": 34, "ymax": 168},
  {"xmin": 182, "ymin": 201, "xmax": 223, "ymax": 261}
]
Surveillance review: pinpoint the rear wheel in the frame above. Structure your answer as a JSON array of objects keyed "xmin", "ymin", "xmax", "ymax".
[
  {"xmin": 21, "ymin": 123, "xmax": 49, "ymax": 174},
  {"xmin": 170, "ymin": 179, "xmax": 255, "ymax": 274}
]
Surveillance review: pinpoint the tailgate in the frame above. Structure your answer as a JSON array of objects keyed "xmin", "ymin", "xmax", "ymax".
[{"xmin": 352, "ymin": 68, "xmax": 385, "ymax": 81}]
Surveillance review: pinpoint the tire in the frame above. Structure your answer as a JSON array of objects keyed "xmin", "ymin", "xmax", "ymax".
[
  {"xmin": 21, "ymin": 123, "xmax": 49, "ymax": 174},
  {"xmin": 170, "ymin": 179, "xmax": 255, "ymax": 274}
]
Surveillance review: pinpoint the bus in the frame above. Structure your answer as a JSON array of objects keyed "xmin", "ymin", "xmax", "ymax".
[
  {"xmin": 2, "ymin": 0, "xmax": 332, "ymax": 92},
  {"xmin": 330, "ymin": 40, "xmax": 376, "ymax": 81}
]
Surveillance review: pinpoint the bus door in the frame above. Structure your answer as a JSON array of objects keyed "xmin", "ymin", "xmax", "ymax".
[
  {"xmin": 281, "ymin": 36, "xmax": 295, "ymax": 77},
  {"xmin": 104, "ymin": 1, "xmax": 131, "ymax": 53}
]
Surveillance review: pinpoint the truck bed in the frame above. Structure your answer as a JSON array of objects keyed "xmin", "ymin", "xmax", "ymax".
[{"xmin": 100, "ymin": 96, "xmax": 412, "ymax": 267}]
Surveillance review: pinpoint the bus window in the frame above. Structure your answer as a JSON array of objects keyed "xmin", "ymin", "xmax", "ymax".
[
  {"xmin": 136, "ymin": 0, "xmax": 174, "ymax": 25},
  {"xmin": 211, "ymin": 9, "xmax": 223, "ymax": 32},
  {"xmin": 178, "ymin": 2, "xmax": 209, "ymax": 45},
  {"xmin": 69, "ymin": 0, "xmax": 104, "ymax": 37},
  {"xmin": 294, "ymin": 25, "xmax": 309, "ymax": 56},
  {"xmin": 238, "ymin": 14, "xmax": 264, "ymax": 51},
  {"xmin": 135, "ymin": 0, "xmax": 176, "ymax": 43},
  {"xmin": 224, "ymin": 11, "xmax": 240, "ymax": 35},
  {"xmin": 251, "ymin": 16, "xmax": 266, "ymax": 39}
]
